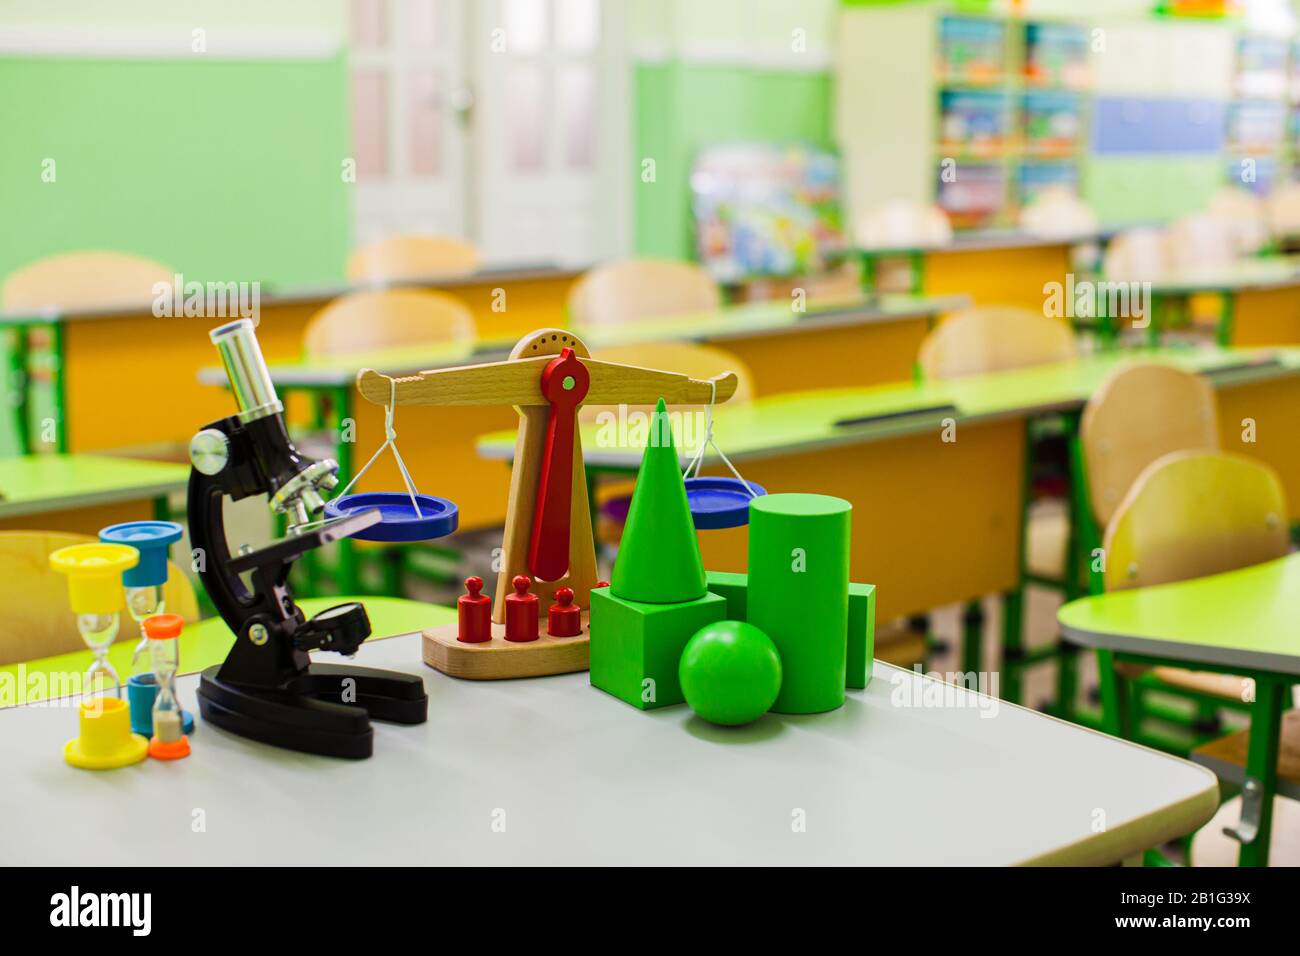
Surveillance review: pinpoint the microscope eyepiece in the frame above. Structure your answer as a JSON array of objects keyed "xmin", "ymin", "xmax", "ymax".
[{"xmin": 210, "ymin": 318, "xmax": 283, "ymax": 423}]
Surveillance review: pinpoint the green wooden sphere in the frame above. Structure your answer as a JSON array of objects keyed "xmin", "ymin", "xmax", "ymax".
[{"xmin": 679, "ymin": 620, "xmax": 783, "ymax": 726}]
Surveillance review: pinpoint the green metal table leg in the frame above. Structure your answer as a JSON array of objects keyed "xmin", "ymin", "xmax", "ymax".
[
  {"xmin": 9, "ymin": 325, "xmax": 31, "ymax": 454},
  {"xmin": 961, "ymin": 599, "xmax": 983, "ymax": 677},
  {"xmin": 1097, "ymin": 649, "xmax": 1131, "ymax": 738},
  {"xmin": 151, "ymin": 495, "xmax": 171, "ymax": 522},
  {"xmin": 909, "ymin": 250, "xmax": 925, "ymax": 295},
  {"xmin": 50, "ymin": 321, "xmax": 68, "ymax": 453},
  {"xmin": 997, "ymin": 592, "xmax": 1021, "ymax": 699},
  {"xmin": 1233, "ymin": 676, "xmax": 1285, "ymax": 867},
  {"xmin": 1216, "ymin": 291, "xmax": 1235, "ymax": 348}
]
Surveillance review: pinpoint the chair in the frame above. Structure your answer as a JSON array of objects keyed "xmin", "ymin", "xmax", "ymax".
[
  {"xmin": 1102, "ymin": 227, "xmax": 1169, "ymax": 283},
  {"xmin": 917, "ymin": 307, "xmax": 1079, "ymax": 686},
  {"xmin": 345, "ymin": 235, "xmax": 480, "ymax": 284},
  {"xmin": 1206, "ymin": 186, "xmax": 1269, "ymax": 256},
  {"xmin": 1100, "ymin": 449, "xmax": 1288, "ymax": 729},
  {"xmin": 855, "ymin": 199, "xmax": 953, "ymax": 249},
  {"xmin": 918, "ymin": 305, "xmax": 1077, "ymax": 380},
  {"xmin": 301, "ymin": 289, "xmax": 478, "ymax": 595},
  {"xmin": 1103, "ymin": 451, "xmax": 1288, "ymax": 593},
  {"xmin": 1265, "ymin": 181, "xmax": 1300, "ymax": 249},
  {"xmin": 581, "ymin": 342, "xmax": 756, "ymax": 424},
  {"xmin": 1164, "ymin": 214, "xmax": 1236, "ymax": 275},
  {"xmin": 1, "ymin": 251, "xmax": 174, "ymax": 311},
  {"xmin": 0, "ymin": 530, "xmax": 198, "ymax": 666},
  {"xmin": 567, "ymin": 259, "xmax": 721, "ymax": 328},
  {"xmin": 303, "ymin": 288, "xmax": 476, "ymax": 358},
  {"xmin": 1081, "ymin": 368, "xmax": 1236, "ymax": 721},
  {"xmin": 1101, "ymin": 451, "xmax": 1294, "ymax": 866},
  {"xmin": 1018, "ymin": 186, "xmax": 1099, "ymax": 240}
]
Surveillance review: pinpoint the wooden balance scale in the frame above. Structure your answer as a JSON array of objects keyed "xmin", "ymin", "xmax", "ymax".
[{"xmin": 357, "ymin": 327, "xmax": 737, "ymax": 679}]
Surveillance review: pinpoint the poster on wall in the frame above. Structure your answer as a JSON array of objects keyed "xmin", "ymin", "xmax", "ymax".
[{"xmin": 689, "ymin": 143, "xmax": 847, "ymax": 283}]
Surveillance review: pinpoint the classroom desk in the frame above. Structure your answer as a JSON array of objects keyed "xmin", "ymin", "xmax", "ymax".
[
  {"xmin": 0, "ymin": 454, "xmax": 188, "ymax": 534},
  {"xmin": 859, "ymin": 229, "xmax": 1100, "ymax": 310},
  {"xmin": 1059, "ymin": 553, "xmax": 1300, "ymax": 867},
  {"xmin": 0, "ymin": 631, "xmax": 1217, "ymax": 866},
  {"xmin": 196, "ymin": 293, "xmax": 964, "ymax": 565},
  {"xmin": 479, "ymin": 346, "xmax": 1300, "ymax": 625},
  {"xmin": 1094, "ymin": 257, "xmax": 1300, "ymax": 347},
  {"xmin": 0, "ymin": 596, "xmax": 455, "ymax": 708},
  {"xmin": 0, "ymin": 264, "xmax": 583, "ymax": 457}
]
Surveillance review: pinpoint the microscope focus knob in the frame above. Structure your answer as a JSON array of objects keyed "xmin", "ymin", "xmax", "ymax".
[{"xmin": 190, "ymin": 428, "xmax": 230, "ymax": 476}]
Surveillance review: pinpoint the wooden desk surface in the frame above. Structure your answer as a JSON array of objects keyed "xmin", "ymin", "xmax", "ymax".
[{"xmin": 0, "ymin": 633, "xmax": 1217, "ymax": 866}]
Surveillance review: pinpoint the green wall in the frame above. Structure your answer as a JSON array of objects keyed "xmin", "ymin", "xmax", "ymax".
[
  {"xmin": 0, "ymin": 54, "xmax": 351, "ymax": 289},
  {"xmin": 633, "ymin": 62, "xmax": 834, "ymax": 261}
]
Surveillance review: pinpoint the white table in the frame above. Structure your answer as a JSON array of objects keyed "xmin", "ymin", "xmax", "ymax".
[{"xmin": 0, "ymin": 633, "xmax": 1217, "ymax": 866}]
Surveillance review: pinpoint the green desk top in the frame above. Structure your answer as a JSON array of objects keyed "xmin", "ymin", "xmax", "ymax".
[
  {"xmin": 858, "ymin": 228, "xmax": 1105, "ymax": 257},
  {"xmin": 0, "ymin": 595, "xmax": 455, "ymax": 707},
  {"xmin": 0, "ymin": 454, "xmax": 189, "ymax": 519},
  {"xmin": 478, "ymin": 345, "xmax": 1300, "ymax": 467},
  {"xmin": 197, "ymin": 293, "xmax": 967, "ymax": 389},
  {"xmin": 1058, "ymin": 553, "xmax": 1300, "ymax": 678},
  {"xmin": 0, "ymin": 262, "xmax": 582, "ymax": 326},
  {"xmin": 1143, "ymin": 256, "xmax": 1300, "ymax": 295}
]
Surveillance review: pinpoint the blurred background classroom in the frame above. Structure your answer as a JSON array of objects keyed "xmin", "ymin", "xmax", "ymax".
[{"xmin": 8, "ymin": 0, "xmax": 1300, "ymax": 862}]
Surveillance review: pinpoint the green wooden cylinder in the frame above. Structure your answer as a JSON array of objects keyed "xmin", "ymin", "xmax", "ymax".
[{"xmin": 747, "ymin": 493, "xmax": 851, "ymax": 714}]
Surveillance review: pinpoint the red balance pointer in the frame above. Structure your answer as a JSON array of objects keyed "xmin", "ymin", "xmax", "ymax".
[{"xmin": 528, "ymin": 347, "xmax": 591, "ymax": 582}]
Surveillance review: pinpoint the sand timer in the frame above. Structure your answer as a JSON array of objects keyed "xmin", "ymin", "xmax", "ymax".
[
  {"xmin": 99, "ymin": 521, "xmax": 184, "ymax": 668},
  {"xmin": 143, "ymin": 614, "xmax": 190, "ymax": 760},
  {"xmin": 98, "ymin": 521, "xmax": 194, "ymax": 735},
  {"xmin": 49, "ymin": 543, "xmax": 139, "ymax": 700}
]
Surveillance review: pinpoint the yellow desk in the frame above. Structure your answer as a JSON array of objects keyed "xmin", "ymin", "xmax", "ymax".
[{"xmin": 0, "ymin": 264, "xmax": 583, "ymax": 456}]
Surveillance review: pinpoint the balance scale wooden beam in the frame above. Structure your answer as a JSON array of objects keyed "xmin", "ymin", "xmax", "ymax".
[{"xmin": 357, "ymin": 327, "xmax": 737, "ymax": 679}]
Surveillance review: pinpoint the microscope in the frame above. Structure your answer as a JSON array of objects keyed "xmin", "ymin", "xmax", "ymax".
[{"xmin": 190, "ymin": 319, "xmax": 427, "ymax": 759}]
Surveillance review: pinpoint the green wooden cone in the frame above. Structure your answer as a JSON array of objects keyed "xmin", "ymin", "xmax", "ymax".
[{"xmin": 611, "ymin": 398, "xmax": 707, "ymax": 604}]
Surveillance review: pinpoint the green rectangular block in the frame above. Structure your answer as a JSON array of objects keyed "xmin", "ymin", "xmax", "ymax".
[
  {"xmin": 702, "ymin": 571, "xmax": 875, "ymax": 690},
  {"xmin": 847, "ymin": 583, "xmax": 876, "ymax": 690},
  {"xmin": 705, "ymin": 570, "xmax": 748, "ymax": 620},
  {"xmin": 588, "ymin": 587, "xmax": 727, "ymax": 710}
]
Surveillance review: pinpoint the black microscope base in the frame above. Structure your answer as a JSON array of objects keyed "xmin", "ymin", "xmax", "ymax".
[{"xmin": 196, "ymin": 663, "xmax": 428, "ymax": 760}]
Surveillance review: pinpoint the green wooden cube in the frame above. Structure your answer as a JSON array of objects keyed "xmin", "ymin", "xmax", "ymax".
[
  {"xmin": 847, "ymin": 583, "xmax": 876, "ymax": 690},
  {"xmin": 705, "ymin": 569, "xmax": 748, "ymax": 620},
  {"xmin": 588, "ymin": 586, "xmax": 727, "ymax": 710}
]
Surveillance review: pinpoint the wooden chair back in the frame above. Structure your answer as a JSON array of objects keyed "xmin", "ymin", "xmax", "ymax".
[
  {"xmin": 1103, "ymin": 451, "xmax": 1289, "ymax": 592},
  {"xmin": 0, "ymin": 530, "xmax": 199, "ymax": 665},
  {"xmin": 303, "ymin": 288, "xmax": 476, "ymax": 358},
  {"xmin": 580, "ymin": 342, "xmax": 755, "ymax": 424},
  {"xmin": 346, "ymin": 235, "xmax": 480, "ymax": 283},
  {"xmin": 567, "ymin": 259, "xmax": 720, "ymax": 327},
  {"xmin": 917, "ymin": 305, "xmax": 1077, "ymax": 380},
  {"xmin": 1081, "ymin": 362, "xmax": 1220, "ymax": 528},
  {"xmin": 2, "ymin": 251, "xmax": 173, "ymax": 311}
]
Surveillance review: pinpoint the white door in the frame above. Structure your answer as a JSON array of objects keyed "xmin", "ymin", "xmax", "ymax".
[
  {"xmin": 466, "ymin": 0, "xmax": 628, "ymax": 266},
  {"xmin": 347, "ymin": 0, "xmax": 472, "ymax": 247},
  {"xmin": 348, "ymin": 0, "xmax": 628, "ymax": 264}
]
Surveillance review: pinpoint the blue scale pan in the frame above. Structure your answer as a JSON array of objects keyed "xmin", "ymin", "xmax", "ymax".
[
  {"xmin": 684, "ymin": 477, "xmax": 766, "ymax": 530},
  {"xmin": 324, "ymin": 492, "xmax": 459, "ymax": 542}
]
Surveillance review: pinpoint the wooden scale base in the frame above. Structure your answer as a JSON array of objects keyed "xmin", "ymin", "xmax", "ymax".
[{"xmin": 422, "ymin": 613, "xmax": 590, "ymax": 680}]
